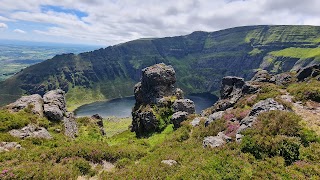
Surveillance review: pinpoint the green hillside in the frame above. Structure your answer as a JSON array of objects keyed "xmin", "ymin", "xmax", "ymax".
[{"xmin": 1, "ymin": 25, "xmax": 320, "ymax": 110}]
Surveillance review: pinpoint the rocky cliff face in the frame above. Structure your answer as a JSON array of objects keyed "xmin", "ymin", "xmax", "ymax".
[
  {"xmin": 1, "ymin": 25, "xmax": 320, "ymax": 107},
  {"xmin": 131, "ymin": 63, "xmax": 195, "ymax": 136}
]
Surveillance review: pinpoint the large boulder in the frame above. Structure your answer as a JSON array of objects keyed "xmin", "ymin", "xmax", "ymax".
[
  {"xmin": 238, "ymin": 98, "xmax": 287, "ymax": 133},
  {"xmin": 134, "ymin": 63, "xmax": 177, "ymax": 104},
  {"xmin": 63, "ymin": 112, "xmax": 78, "ymax": 138},
  {"xmin": 171, "ymin": 111, "xmax": 189, "ymax": 129},
  {"xmin": 205, "ymin": 111, "xmax": 224, "ymax": 125},
  {"xmin": 6, "ymin": 94, "xmax": 43, "ymax": 116},
  {"xmin": 132, "ymin": 109, "xmax": 158, "ymax": 135},
  {"xmin": 203, "ymin": 76, "xmax": 259, "ymax": 115},
  {"xmin": 203, "ymin": 132, "xmax": 231, "ymax": 148},
  {"xmin": 296, "ymin": 64, "xmax": 320, "ymax": 81},
  {"xmin": 172, "ymin": 99, "xmax": 195, "ymax": 114},
  {"xmin": 0, "ymin": 142, "xmax": 22, "ymax": 152},
  {"xmin": 251, "ymin": 70, "xmax": 272, "ymax": 82},
  {"xmin": 131, "ymin": 63, "xmax": 191, "ymax": 136},
  {"xmin": 9, "ymin": 124, "xmax": 52, "ymax": 139},
  {"xmin": 43, "ymin": 89, "xmax": 66, "ymax": 121}
]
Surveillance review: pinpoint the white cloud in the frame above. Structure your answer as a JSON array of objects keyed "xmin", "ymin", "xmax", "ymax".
[
  {"xmin": 0, "ymin": 0, "xmax": 320, "ymax": 45},
  {"xmin": 13, "ymin": 29, "xmax": 26, "ymax": 34},
  {"xmin": 0, "ymin": 16, "xmax": 13, "ymax": 21},
  {"xmin": 0, "ymin": 22, "xmax": 8, "ymax": 29}
]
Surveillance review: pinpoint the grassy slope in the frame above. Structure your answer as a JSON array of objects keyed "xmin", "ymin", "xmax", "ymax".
[{"xmin": 1, "ymin": 77, "xmax": 320, "ymax": 179}]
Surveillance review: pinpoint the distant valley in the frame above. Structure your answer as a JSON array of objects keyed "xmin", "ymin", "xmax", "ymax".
[{"xmin": 0, "ymin": 40, "xmax": 99, "ymax": 81}]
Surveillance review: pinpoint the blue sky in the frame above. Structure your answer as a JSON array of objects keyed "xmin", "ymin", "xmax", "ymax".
[{"xmin": 0, "ymin": 0, "xmax": 319, "ymax": 46}]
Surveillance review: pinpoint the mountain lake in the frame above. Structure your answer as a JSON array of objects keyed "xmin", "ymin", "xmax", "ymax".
[{"xmin": 74, "ymin": 93, "xmax": 218, "ymax": 118}]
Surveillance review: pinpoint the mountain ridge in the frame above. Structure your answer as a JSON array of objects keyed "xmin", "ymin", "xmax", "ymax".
[{"xmin": 1, "ymin": 25, "xmax": 320, "ymax": 109}]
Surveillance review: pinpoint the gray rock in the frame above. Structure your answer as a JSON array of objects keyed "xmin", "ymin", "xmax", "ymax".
[
  {"xmin": 9, "ymin": 124, "xmax": 52, "ymax": 139},
  {"xmin": 161, "ymin": 159, "xmax": 177, "ymax": 166},
  {"xmin": 251, "ymin": 70, "xmax": 271, "ymax": 82},
  {"xmin": 172, "ymin": 99, "xmax": 195, "ymax": 114},
  {"xmin": 296, "ymin": 64, "xmax": 320, "ymax": 81},
  {"xmin": 272, "ymin": 73, "xmax": 293, "ymax": 86},
  {"xmin": 43, "ymin": 89, "xmax": 66, "ymax": 121},
  {"xmin": 190, "ymin": 117, "xmax": 201, "ymax": 127},
  {"xmin": 0, "ymin": 142, "xmax": 22, "ymax": 152},
  {"xmin": 132, "ymin": 63, "xmax": 185, "ymax": 136},
  {"xmin": 171, "ymin": 111, "xmax": 189, "ymax": 129},
  {"xmin": 204, "ymin": 76, "xmax": 259, "ymax": 116},
  {"xmin": 135, "ymin": 63, "xmax": 177, "ymax": 104},
  {"xmin": 203, "ymin": 132, "xmax": 231, "ymax": 148},
  {"xmin": 238, "ymin": 98, "xmax": 287, "ymax": 133},
  {"xmin": 206, "ymin": 111, "xmax": 224, "ymax": 124},
  {"xmin": 236, "ymin": 134, "xmax": 243, "ymax": 142},
  {"xmin": 132, "ymin": 110, "xmax": 158, "ymax": 135},
  {"xmin": 6, "ymin": 94, "xmax": 44, "ymax": 116},
  {"xmin": 63, "ymin": 112, "xmax": 78, "ymax": 138},
  {"xmin": 91, "ymin": 114, "xmax": 105, "ymax": 136},
  {"xmin": 221, "ymin": 76, "xmax": 245, "ymax": 101}
]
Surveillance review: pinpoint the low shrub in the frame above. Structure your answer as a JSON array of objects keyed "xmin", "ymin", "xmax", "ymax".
[{"xmin": 288, "ymin": 80, "xmax": 320, "ymax": 102}]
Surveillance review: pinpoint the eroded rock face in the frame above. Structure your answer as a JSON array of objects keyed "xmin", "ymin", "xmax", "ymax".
[
  {"xmin": 296, "ymin": 64, "xmax": 320, "ymax": 81},
  {"xmin": 63, "ymin": 112, "xmax": 78, "ymax": 138},
  {"xmin": 203, "ymin": 76, "xmax": 259, "ymax": 115},
  {"xmin": 135, "ymin": 63, "xmax": 177, "ymax": 104},
  {"xmin": 171, "ymin": 111, "xmax": 189, "ymax": 129},
  {"xmin": 172, "ymin": 99, "xmax": 195, "ymax": 114},
  {"xmin": 43, "ymin": 89, "xmax": 66, "ymax": 121},
  {"xmin": 132, "ymin": 63, "xmax": 194, "ymax": 136},
  {"xmin": 6, "ymin": 94, "xmax": 44, "ymax": 116},
  {"xmin": 132, "ymin": 109, "xmax": 158, "ymax": 135},
  {"xmin": 251, "ymin": 70, "xmax": 271, "ymax": 82},
  {"xmin": 9, "ymin": 124, "xmax": 52, "ymax": 139}
]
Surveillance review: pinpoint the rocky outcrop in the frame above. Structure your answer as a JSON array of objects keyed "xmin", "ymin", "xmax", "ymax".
[
  {"xmin": 134, "ymin": 63, "xmax": 177, "ymax": 105},
  {"xmin": 251, "ymin": 70, "xmax": 271, "ymax": 82},
  {"xmin": 205, "ymin": 111, "xmax": 224, "ymax": 125},
  {"xmin": 91, "ymin": 114, "xmax": 106, "ymax": 136},
  {"xmin": 251, "ymin": 70, "xmax": 293, "ymax": 86},
  {"xmin": 6, "ymin": 94, "xmax": 44, "ymax": 116},
  {"xmin": 203, "ymin": 132, "xmax": 231, "ymax": 148},
  {"xmin": 5, "ymin": 89, "xmax": 77, "ymax": 139},
  {"xmin": 43, "ymin": 89, "xmax": 67, "ymax": 121},
  {"xmin": 171, "ymin": 111, "xmax": 189, "ymax": 129},
  {"xmin": 9, "ymin": 124, "xmax": 52, "ymax": 139},
  {"xmin": 203, "ymin": 76, "xmax": 259, "ymax": 115},
  {"xmin": 172, "ymin": 99, "xmax": 195, "ymax": 114},
  {"xmin": 0, "ymin": 142, "xmax": 22, "ymax": 152},
  {"xmin": 237, "ymin": 98, "xmax": 287, "ymax": 133},
  {"xmin": 296, "ymin": 64, "xmax": 320, "ymax": 81},
  {"xmin": 63, "ymin": 112, "xmax": 78, "ymax": 138},
  {"xmin": 131, "ymin": 63, "xmax": 195, "ymax": 136}
]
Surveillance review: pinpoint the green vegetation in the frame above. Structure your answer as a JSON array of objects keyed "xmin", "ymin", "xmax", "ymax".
[
  {"xmin": 288, "ymin": 79, "xmax": 320, "ymax": 102},
  {"xmin": 2, "ymin": 25, "xmax": 320, "ymax": 109},
  {"xmin": 1, "ymin": 75, "xmax": 320, "ymax": 179},
  {"xmin": 270, "ymin": 47, "xmax": 320, "ymax": 61}
]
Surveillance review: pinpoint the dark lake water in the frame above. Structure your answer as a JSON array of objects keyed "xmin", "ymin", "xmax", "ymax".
[{"xmin": 74, "ymin": 93, "xmax": 218, "ymax": 118}]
